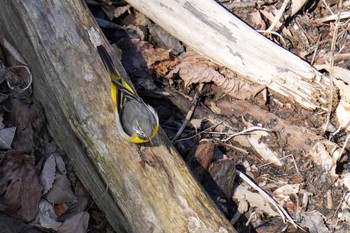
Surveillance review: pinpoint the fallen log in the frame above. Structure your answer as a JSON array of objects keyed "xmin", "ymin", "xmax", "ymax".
[
  {"xmin": 0, "ymin": 1, "xmax": 236, "ymax": 232},
  {"xmin": 165, "ymin": 87, "xmax": 324, "ymax": 156},
  {"xmin": 126, "ymin": 0, "xmax": 330, "ymax": 110}
]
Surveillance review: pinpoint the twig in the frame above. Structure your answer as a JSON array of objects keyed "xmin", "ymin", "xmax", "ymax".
[
  {"xmin": 258, "ymin": 153, "xmax": 300, "ymax": 175},
  {"xmin": 338, "ymin": 134, "xmax": 350, "ymax": 161},
  {"xmin": 257, "ymin": 30, "xmax": 286, "ymax": 44},
  {"xmin": 266, "ymin": 0, "xmax": 290, "ymax": 32},
  {"xmin": 236, "ymin": 170, "xmax": 299, "ymax": 228},
  {"xmin": 324, "ymin": 0, "xmax": 343, "ymax": 133},
  {"xmin": 171, "ymin": 83, "xmax": 204, "ymax": 143},
  {"xmin": 316, "ymin": 11, "xmax": 350, "ymax": 23},
  {"xmin": 174, "ymin": 120, "xmax": 226, "ymax": 142},
  {"xmin": 310, "ymin": 35, "xmax": 322, "ymax": 65},
  {"xmin": 222, "ymin": 126, "xmax": 271, "ymax": 142},
  {"xmin": 332, "ymin": 191, "xmax": 348, "ymax": 218}
]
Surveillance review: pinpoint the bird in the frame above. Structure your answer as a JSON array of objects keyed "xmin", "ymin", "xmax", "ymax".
[{"xmin": 97, "ymin": 45, "xmax": 159, "ymax": 143}]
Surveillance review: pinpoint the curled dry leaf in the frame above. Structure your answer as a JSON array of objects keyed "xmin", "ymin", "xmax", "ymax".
[
  {"xmin": 167, "ymin": 50, "xmax": 265, "ymax": 100},
  {"xmin": 38, "ymin": 199, "xmax": 61, "ymax": 230},
  {"xmin": 0, "ymin": 37, "xmax": 32, "ymax": 95},
  {"xmin": 0, "ymin": 150, "xmax": 42, "ymax": 222}
]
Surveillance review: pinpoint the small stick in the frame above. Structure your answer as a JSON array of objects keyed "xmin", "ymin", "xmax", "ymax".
[
  {"xmin": 324, "ymin": 0, "xmax": 343, "ymax": 133},
  {"xmin": 171, "ymin": 83, "xmax": 204, "ymax": 143},
  {"xmin": 266, "ymin": 0, "xmax": 290, "ymax": 32},
  {"xmin": 236, "ymin": 170, "xmax": 299, "ymax": 228},
  {"xmin": 222, "ymin": 126, "xmax": 271, "ymax": 142}
]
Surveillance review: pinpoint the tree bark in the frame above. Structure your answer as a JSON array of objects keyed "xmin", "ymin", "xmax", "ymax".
[
  {"xmin": 0, "ymin": 0, "xmax": 236, "ymax": 232},
  {"xmin": 126, "ymin": 0, "xmax": 330, "ymax": 110}
]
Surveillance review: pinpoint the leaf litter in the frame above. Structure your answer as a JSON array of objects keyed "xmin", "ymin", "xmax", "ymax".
[{"xmin": 0, "ymin": 37, "xmax": 94, "ymax": 232}]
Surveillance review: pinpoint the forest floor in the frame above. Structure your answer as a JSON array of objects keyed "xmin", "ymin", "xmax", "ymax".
[{"xmin": 0, "ymin": 0, "xmax": 350, "ymax": 232}]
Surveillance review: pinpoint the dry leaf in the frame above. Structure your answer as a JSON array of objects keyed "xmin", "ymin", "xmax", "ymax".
[
  {"xmin": 11, "ymin": 98, "xmax": 45, "ymax": 153},
  {"xmin": 247, "ymin": 131, "xmax": 282, "ymax": 166},
  {"xmin": 249, "ymin": 10, "xmax": 266, "ymax": 30},
  {"xmin": 299, "ymin": 211, "xmax": 329, "ymax": 233},
  {"xmin": 113, "ymin": 5, "xmax": 131, "ymax": 19},
  {"xmin": 38, "ymin": 199, "xmax": 61, "ymax": 230},
  {"xmin": 273, "ymin": 184, "xmax": 300, "ymax": 211},
  {"xmin": 308, "ymin": 140, "xmax": 340, "ymax": 179},
  {"xmin": 55, "ymin": 202, "xmax": 70, "ymax": 217},
  {"xmin": 145, "ymin": 48, "xmax": 172, "ymax": 68},
  {"xmin": 0, "ymin": 127, "xmax": 16, "ymax": 149},
  {"xmin": 233, "ymin": 184, "xmax": 279, "ymax": 217},
  {"xmin": 40, "ymin": 154, "xmax": 57, "ymax": 195},
  {"xmin": 273, "ymin": 184, "xmax": 300, "ymax": 196},
  {"xmin": 148, "ymin": 23, "xmax": 185, "ymax": 55},
  {"xmin": 57, "ymin": 212, "xmax": 90, "ymax": 233},
  {"xmin": 167, "ymin": 50, "xmax": 265, "ymax": 100},
  {"xmin": 46, "ymin": 173, "xmax": 75, "ymax": 205},
  {"xmin": 132, "ymin": 39, "xmax": 175, "ymax": 67},
  {"xmin": 0, "ymin": 150, "xmax": 42, "ymax": 222}
]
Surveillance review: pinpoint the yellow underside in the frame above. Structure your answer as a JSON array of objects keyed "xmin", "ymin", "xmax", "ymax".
[{"xmin": 128, "ymin": 125, "xmax": 159, "ymax": 143}]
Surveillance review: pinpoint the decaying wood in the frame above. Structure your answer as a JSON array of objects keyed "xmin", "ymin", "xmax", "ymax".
[
  {"xmin": 126, "ymin": 0, "xmax": 330, "ymax": 110},
  {"xmin": 166, "ymin": 87, "xmax": 324, "ymax": 158},
  {"xmin": 0, "ymin": 1, "xmax": 237, "ymax": 232}
]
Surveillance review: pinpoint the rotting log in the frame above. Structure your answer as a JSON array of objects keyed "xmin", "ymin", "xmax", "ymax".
[
  {"xmin": 165, "ymin": 87, "xmax": 324, "ymax": 158},
  {"xmin": 0, "ymin": 1, "xmax": 237, "ymax": 232},
  {"xmin": 125, "ymin": 0, "xmax": 331, "ymax": 110}
]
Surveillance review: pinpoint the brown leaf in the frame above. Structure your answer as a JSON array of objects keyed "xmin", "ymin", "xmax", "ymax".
[
  {"xmin": 11, "ymin": 98, "xmax": 45, "ymax": 153},
  {"xmin": 0, "ymin": 150, "xmax": 42, "ymax": 222},
  {"xmin": 186, "ymin": 140, "xmax": 214, "ymax": 181},
  {"xmin": 132, "ymin": 39, "xmax": 173, "ymax": 67},
  {"xmin": 167, "ymin": 50, "xmax": 265, "ymax": 99}
]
